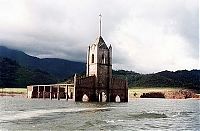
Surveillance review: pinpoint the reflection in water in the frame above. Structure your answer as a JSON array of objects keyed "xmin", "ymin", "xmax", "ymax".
[{"xmin": 0, "ymin": 97, "xmax": 199, "ymax": 130}]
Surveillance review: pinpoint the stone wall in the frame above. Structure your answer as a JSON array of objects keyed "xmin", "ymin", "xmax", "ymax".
[
  {"xmin": 110, "ymin": 77, "xmax": 128, "ymax": 102},
  {"xmin": 96, "ymin": 64, "xmax": 109, "ymax": 88},
  {"xmin": 75, "ymin": 76, "xmax": 128, "ymax": 102},
  {"xmin": 75, "ymin": 76, "xmax": 96, "ymax": 101}
]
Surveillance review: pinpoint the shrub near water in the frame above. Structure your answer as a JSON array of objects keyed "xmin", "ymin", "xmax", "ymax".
[{"xmin": 140, "ymin": 92, "xmax": 165, "ymax": 98}]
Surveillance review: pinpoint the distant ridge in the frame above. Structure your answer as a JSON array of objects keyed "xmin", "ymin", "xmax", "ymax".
[
  {"xmin": 0, "ymin": 57, "xmax": 57, "ymax": 87},
  {"xmin": 0, "ymin": 46, "xmax": 85, "ymax": 80},
  {"xmin": 0, "ymin": 46, "xmax": 199, "ymax": 90},
  {"xmin": 113, "ymin": 70, "xmax": 200, "ymax": 90}
]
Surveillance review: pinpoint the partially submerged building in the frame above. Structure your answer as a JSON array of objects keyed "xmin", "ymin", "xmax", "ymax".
[
  {"xmin": 27, "ymin": 16, "xmax": 128, "ymax": 102},
  {"xmin": 27, "ymin": 84, "xmax": 74, "ymax": 100},
  {"xmin": 75, "ymin": 35, "xmax": 128, "ymax": 102}
]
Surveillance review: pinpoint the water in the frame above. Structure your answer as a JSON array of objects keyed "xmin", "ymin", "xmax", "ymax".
[{"xmin": 0, "ymin": 97, "xmax": 199, "ymax": 130}]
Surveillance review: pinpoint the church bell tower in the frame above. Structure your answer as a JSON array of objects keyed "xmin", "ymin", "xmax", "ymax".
[
  {"xmin": 75, "ymin": 14, "xmax": 128, "ymax": 102},
  {"xmin": 86, "ymin": 14, "xmax": 112, "ymax": 92}
]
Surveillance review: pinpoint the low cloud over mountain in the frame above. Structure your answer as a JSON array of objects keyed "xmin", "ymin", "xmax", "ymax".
[{"xmin": 0, "ymin": 0, "xmax": 198, "ymax": 73}]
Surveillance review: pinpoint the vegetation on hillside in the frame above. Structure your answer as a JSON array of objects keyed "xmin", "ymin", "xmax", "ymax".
[
  {"xmin": 0, "ymin": 46, "xmax": 199, "ymax": 90},
  {"xmin": 0, "ymin": 46, "xmax": 85, "ymax": 80},
  {"xmin": 113, "ymin": 70, "xmax": 200, "ymax": 90},
  {"xmin": 0, "ymin": 57, "xmax": 57, "ymax": 88}
]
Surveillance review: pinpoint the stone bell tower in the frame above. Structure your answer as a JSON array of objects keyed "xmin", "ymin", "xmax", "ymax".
[
  {"xmin": 75, "ymin": 14, "xmax": 128, "ymax": 102},
  {"xmin": 86, "ymin": 36, "xmax": 112, "ymax": 86},
  {"xmin": 86, "ymin": 14, "xmax": 112, "ymax": 101}
]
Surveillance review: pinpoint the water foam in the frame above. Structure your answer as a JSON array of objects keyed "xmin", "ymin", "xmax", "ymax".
[{"xmin": 0, "ymin": 107, "xmax": 109, "ymax": 122}]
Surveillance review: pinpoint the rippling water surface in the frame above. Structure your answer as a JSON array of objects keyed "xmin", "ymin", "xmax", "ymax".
[{"xmin": 0, "ymin": 97, "xmax": 199, "ymax": 130}]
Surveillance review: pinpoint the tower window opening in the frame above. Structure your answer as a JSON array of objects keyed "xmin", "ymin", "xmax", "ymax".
[{"xmin": 92, "ymin": 54, "xmax": 94, "ymax": 63}]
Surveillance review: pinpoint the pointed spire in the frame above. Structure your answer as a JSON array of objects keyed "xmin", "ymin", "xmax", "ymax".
[{"xmin": 99, "ymin": 14, "xmax": 102, "ymax": 36}]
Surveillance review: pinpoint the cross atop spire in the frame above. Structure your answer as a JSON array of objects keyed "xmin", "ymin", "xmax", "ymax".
[{"xmin": 99, "ymin": 14, "xmax": 102, "ymax": 36}]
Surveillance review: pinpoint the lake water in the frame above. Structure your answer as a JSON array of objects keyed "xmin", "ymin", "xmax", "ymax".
[{"xmin": 0, "ymin": 97, "xmax": 199, "ymax": 130}]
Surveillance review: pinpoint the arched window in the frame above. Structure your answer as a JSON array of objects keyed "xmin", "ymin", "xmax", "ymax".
[{"xmin": 92, "ymin": 54, "xmax": 94, "ymax": 63}]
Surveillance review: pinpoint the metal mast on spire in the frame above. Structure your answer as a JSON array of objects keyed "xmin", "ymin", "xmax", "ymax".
[{"xmin": 99, "ymin": 14, "xmax": 102, "ymax": 36}]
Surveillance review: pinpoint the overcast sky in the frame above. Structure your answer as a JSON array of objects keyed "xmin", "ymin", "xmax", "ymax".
[{"xmin": 0, "ymin": 0, "xmax": 199, "ymax": 73}]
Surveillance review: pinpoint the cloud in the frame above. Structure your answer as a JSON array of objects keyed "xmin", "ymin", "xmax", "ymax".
[
  {"xmin": 0, "ymin": 0, "xmax": 198, "ymax": 73},
  {"xmin": 110, "ymin": 0, "xmax": 199, "ymax": 73}
]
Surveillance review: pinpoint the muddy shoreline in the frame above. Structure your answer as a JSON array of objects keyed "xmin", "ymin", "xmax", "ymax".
[
  {"xmin": 0, "ymin": 93, "xmax": 26, "ymax": 97},
  {"xmin": 1, "ymin": 92, "xmax": 199, "ymax": 99}
]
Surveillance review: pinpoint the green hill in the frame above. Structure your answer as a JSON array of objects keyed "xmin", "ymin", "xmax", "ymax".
[
  {"xmin": 113, "ymin": 70, "xmax": 200, "ymax": 90},
  {"xmin": 0, "ymin": 46, "xmax": 199, "ymax": 90},
  {"xmin": 0, "ymin": 57, "xmax": 57, "ymax": 88},
  {"xmin": 0, "ymin": 46, "xmax": 85, "ymax": 80}
]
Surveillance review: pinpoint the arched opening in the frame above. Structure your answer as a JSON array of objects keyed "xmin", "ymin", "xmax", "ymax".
[
  {"xmin": 99, "ymin": 92, "xmax": 107, "ymax": 102},
  {"xmin": 82, "ymin": 94, "xmax": 89, "ymax": 102},
  {"xmin": 115, "ymin": 95, "xmax": 121, "ymax": 102},
  {"xmin": 92, "ymin": 54, "xmax": 94, "ymax": 63}
]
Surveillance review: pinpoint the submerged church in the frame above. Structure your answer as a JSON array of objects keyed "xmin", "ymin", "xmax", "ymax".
[
  {"xmin": 27, "ymin": 15, "xmax": 128, "ymax": 102},
  {"xmin": 74, "ymin": 16, "xmax": 128, "ymax": 102}
]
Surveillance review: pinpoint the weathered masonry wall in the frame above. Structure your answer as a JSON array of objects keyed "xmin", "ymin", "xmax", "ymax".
[
  {"xmin": 75, "ymin": 76, "xmax": 128, "ymax": 102},
  {"xmin": 27, "ymin": 84, "xmax": 74, "ymax": 100},
  {"xmin": 110, "ymin": 78, "xmax": 128, "ymax": 102},
  {"xmin": 75, "ymin": 76, "xmax": 96, "ymax": 101}
]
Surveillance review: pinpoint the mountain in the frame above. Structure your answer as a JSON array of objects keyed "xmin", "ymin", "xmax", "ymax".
[
  {"xmin": 1, "ymin": 46, "xmax": 199, "ymax": 90},
  {"xmin": 0, "ymin": 57, "xmax": 57, "ymax": 87},
  {"xmin": 0, "ymin": 46, "xmax": 85, "ymax": 80},
  {"xmin": 113, "ymin": 70, "xmax": 200, "ymax": 90}
]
